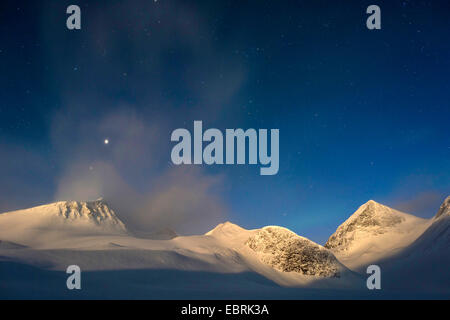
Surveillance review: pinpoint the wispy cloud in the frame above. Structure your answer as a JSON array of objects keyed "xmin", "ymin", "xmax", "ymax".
[
  {"xmin": 51, "ymin": 106, "xmax": 228, "ymax": 234},
  {"xmin": 393, "ymin": 191, "xmax": 444, "ymax": 218}
]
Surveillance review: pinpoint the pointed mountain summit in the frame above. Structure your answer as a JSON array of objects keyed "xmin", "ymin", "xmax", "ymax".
[
  {"xmin": 206, "ymin": 221, "xmax": 248, "ymax": 237},
  {"xmin": 325, "ymin": 200, "xmax": 429, "ymax": 270}
]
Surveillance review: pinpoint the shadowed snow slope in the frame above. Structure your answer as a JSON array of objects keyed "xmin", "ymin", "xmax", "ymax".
[
  {"xmin": 325, "ymin": 200, "xmax": 429, "ymax": 271},
  {"xmin": 396, "ymin": 196, "xmax": 450, "ymax": 255},
  {"xmin": 375, "ymin": 197, "xmax": 450, "ymax": 293}
]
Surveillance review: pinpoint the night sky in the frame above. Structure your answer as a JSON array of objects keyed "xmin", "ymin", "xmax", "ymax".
[{"xmin": 0, "ymin": 0, "xmax": 449, "ymax": 243}]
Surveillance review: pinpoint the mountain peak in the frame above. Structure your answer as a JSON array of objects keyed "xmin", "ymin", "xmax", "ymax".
[
  {"xmin": 361, "ymin": 199, "xmax": 384, "ymax": 208},
  {"xmin": 343, "ymin": 200, "xmax": 404, "ymax": 227},
  {"xmin": 205, "ymin": 221, "xmax": 246, "ymax": 236},
  {"xmin": 0, "ymin": 200, "xmax": 128, "ymax": 246},
  {"xmin": 325, "ymin": 200, "xmax": 425, "ymax": 252},
  {"xmin": 434, "ymin": 196, "xmax": 450, "ymax": 220}
]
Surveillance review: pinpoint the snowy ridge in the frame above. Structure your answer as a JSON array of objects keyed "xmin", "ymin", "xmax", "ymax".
[{"xmin": 246, "ymin": 226, "xmax": 341, "ymax": 277}]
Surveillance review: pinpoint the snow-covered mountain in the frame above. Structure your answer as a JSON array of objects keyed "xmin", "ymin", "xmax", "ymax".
[
  {"xmin": 324, "ymin": 200, "xmax": 429, "ymax": 270},
  {"xmin": 1, "ymin": 197, "xmax": 448, "ymax": 298},
  {"xmin": 132, "ymin": 227, "xmax": 178, "ymax": 240},
  {"xmin": 0, "ymin": 202, "xmax": 359, "ymax": 291},
  {"xmin": 206, "ymin": 222, "xmax": 346, "ymax": 279},
  {"xmin": 0, "ymin": 199, "xmax": 127, "ymax": 247},
  {"xmin": 204, "ymin": 222, "xmax": 359, "ymax": 287}
]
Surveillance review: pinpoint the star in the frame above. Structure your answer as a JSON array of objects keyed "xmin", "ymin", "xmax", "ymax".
[{"xmin": 104, "ymin": 139, "xmax": 109, "ymax": 145}]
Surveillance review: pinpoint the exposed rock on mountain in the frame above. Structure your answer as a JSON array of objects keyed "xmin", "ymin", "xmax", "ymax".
[
  {"xmin": 246, "ymin": 226, "xmax": 341, "ymax": 277},
  {"xmin": 434, "ymin": 196, "xmax": 450, "ymax": 220}
]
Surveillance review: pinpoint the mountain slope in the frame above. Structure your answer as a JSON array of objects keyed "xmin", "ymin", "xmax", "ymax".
[{"xmin": 325, "ymin": 200, "xmax": 429, "ymax": 270}]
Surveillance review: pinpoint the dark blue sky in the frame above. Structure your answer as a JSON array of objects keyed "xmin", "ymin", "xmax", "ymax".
[{"xmin": 0, "ymin": 0, "xmax": 449, "ymax": 243}]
